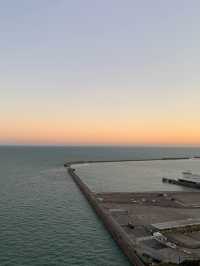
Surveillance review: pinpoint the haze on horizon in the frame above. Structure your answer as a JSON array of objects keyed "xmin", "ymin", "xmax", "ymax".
[{"xmin": 1, "ymin": 1, "xmax": 200, "ymax": 146}]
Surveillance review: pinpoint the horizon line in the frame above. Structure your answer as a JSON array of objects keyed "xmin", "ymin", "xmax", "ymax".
[{"xmin": 1, "ymin": 143, "xmax": 200, "ymax": 148}]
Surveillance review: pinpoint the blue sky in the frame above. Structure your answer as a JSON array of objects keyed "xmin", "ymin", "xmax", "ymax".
[{"xmin": 1, "ymin": 1, "xmax": 200, "ymax": 144}]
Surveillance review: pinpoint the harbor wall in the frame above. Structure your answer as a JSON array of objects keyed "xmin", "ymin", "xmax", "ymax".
[
  {"xmin": 64, "ymin": 157, "xmax": 190, "ymax": 167},
  {"xmin": 67, "ymin": 167, "xmax": 145, "ymax": 266}
]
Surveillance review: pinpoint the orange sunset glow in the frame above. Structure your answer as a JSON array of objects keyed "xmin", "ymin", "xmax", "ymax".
[
  {"xmin": 1, "ymin": 117, "xmax": 200, "ymax": 145},
  {"xmin": 1, "ymin": 0, "xmax": 200, "ymax": 146}
]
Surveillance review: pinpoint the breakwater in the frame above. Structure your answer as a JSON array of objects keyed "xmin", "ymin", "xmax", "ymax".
[
  {"xmin": 67, "ymin": 167, "xmax": 145, "ymax": 266},
  {"xmin": 64, "ymin": 156, "xmax": 190, "ymax": 167}
]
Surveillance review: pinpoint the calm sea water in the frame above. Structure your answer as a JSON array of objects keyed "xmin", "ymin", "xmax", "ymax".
[
  {"xmin": 76, "ymin": 159, "xmax": 200, "ymax": 193},
  {"xmin": 0, "ymin": 146, "xmax": 200, "ymax": 266}
]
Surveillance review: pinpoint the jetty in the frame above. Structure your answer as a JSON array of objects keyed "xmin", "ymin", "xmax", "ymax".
[
  {"xmin": 163, "ymin": 171, "xmax": 200, "ymax": 189},
  {"xmin": 65, "ymin": 159, "xmax": 200, "ymax": 265},
  {"xmin": 64, "ymin": 156, "xmax": 190, "ymax": 168},
  {"xmin": 67, "ymin": 167, "xmax": 145, "ymax": 266}
]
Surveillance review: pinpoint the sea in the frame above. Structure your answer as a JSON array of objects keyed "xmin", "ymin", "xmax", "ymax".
[{"xmin": 1, "ymin": 146, "xmax": 200, "ymax": 266}]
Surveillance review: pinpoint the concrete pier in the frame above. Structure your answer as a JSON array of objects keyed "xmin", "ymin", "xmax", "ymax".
[
  {"xmin": 64, "ymin": 157, "xmax": 190, "ymax": 167},
  {"xmin": 67, "ymin": 167, "xmax": 145, "ymax": 266},
  {"xmin": 65, "ymin": 159, "xmax": 200, "ymax": 265},
  {"xmin": 162, "ymin": 177, "xmax": 200, "ymax": 189}
]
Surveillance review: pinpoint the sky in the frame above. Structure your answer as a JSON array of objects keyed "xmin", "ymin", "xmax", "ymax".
[{"xmin": 1, "ymin": 0, "xmax": 200, "ymax": 145}]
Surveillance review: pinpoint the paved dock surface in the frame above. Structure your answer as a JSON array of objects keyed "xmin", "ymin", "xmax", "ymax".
[{"xmin": 67, "ymin": 164, "xmax": 200, "ymax": 265}]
